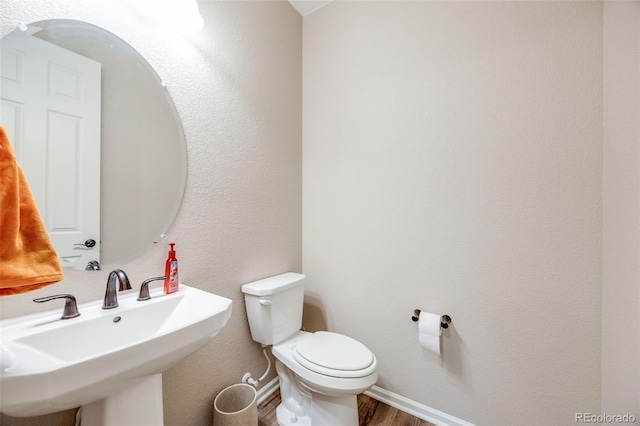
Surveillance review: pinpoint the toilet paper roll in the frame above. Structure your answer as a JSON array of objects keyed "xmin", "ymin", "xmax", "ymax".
[{"xmin": 418, "ymin": 312, "xmax": 441, "ymax": 355}]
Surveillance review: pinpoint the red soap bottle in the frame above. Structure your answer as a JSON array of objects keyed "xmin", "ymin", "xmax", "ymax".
[{"xmin": 164, "ymin": 243, "xmax": 179, "ymax": 294}]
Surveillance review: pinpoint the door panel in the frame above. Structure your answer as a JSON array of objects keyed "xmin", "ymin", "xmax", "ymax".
[{"xmin": 0, "ymin": 27, "xmax": 101, "ymax": 270}]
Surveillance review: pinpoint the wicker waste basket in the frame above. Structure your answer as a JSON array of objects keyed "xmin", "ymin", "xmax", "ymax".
[{"xmin": 213, "ymin": 383, "xmax": 258, "ymax": 426}]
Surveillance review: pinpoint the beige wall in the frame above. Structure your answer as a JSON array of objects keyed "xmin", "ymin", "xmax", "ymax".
[
  {"xmin": 602, "ymin": 0, "xmax": 640, "ymax": 419},
  {"xmin": 0, "ymin": 1, "xmax": 301, "ymax": 425},
  {"xmin": 302, "ymin": 2, "xmax": 603, "ymax": 425}
]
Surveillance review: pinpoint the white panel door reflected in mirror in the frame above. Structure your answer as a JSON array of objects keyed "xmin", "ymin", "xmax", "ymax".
[{"xmin": 1, "ymin": 25, "xmax": 101, "ymax": 270}]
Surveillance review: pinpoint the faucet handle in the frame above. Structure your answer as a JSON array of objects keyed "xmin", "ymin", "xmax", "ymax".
[
  {"xmin": 33, "ymin": 294, "xmax": 80, "ymax": 320},
  {"xmin": 137, "ymin": 276, "xmax": 168, "ymax": 301}
]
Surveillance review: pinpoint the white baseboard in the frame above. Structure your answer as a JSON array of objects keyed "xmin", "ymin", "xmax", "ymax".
[
  {"xmin": 364, "ymin": 385, "xmax": 474, "ymax": 426},
  {"xmin": 257, "ymin": 376, "xmax": 280, "ymax": 405},
  {"xmin": 256, "ymin": 379, "xmax": 472, "ymax": 426}
]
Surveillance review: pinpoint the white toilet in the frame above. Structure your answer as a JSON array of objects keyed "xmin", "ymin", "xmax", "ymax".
[{"xmin": 242, "ymin": 272, "xmax": 378, "ymax": 426}]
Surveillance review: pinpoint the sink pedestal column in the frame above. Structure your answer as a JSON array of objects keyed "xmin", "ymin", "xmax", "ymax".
[{"xmin": 80, "ymin": 374, "xmax": 163, "ymax": 425}]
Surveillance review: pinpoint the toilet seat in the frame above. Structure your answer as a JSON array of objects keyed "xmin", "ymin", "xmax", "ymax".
[{"xmin": 292, "ymin": 331, "xmax": 376, "ymax": 378}]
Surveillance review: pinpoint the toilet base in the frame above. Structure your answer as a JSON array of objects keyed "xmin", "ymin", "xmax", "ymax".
[
  {"xmin": 276, "ymin": 403, "xmax": 310, "ymax": 426},
  {"xmin": 276, "ymin": 392, "xmax": 359, "ymax": 426}
]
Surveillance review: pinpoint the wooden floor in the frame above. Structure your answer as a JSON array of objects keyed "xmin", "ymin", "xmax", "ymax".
[{"xmin": 258, "ymin": 389, "xmax": 435, "ymax": 426}]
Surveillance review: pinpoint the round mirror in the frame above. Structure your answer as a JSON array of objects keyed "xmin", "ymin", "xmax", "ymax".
[{"xmin": 0, "ymin": 19, "xmax": 187, "ymax": 271}]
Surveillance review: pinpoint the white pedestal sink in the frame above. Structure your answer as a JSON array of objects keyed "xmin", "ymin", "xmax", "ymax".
[{"xmin": 0, "ymin": 284, "xmax": 232, "ymax": 424}]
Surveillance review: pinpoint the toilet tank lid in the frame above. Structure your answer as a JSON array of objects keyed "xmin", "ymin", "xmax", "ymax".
[{"xmin": 241, "ymin": 272, "xmax": 305, "ymax": 296}]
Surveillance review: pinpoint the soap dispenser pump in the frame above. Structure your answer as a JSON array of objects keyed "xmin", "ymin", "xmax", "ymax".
[{"xmin": 164, "ymin": 243, "xmax": 179, "ymax": 294}]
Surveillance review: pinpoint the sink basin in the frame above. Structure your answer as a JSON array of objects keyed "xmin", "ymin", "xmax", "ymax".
[{"xmin": 0, "ymin": 284, "xmax": 232, "ymax": 418}]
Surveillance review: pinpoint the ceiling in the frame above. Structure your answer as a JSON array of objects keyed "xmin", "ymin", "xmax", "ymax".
[{"xmin": 288, "ymin": 0, "xmax": 332, "ymax": 16}]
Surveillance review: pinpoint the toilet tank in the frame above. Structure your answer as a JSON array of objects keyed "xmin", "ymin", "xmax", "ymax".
[{"xmin": 241, "ymin": 272, "xmax": 305, "ymax": 346}]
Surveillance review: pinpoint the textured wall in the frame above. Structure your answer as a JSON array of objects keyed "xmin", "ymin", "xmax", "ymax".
[
  {"xmin": 602, "ymin": 0, "xmax": 640, "ymax": 419},
  {"xmin": 302, "ymin": 2, "xmax": 603, "ymax": 425},
  {"xmin": 0, "ymin": 1, "xmax": 301, "ymax": 425}
]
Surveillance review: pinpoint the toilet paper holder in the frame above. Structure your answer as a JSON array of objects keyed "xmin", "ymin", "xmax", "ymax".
[{"xmin": 411, "ymin": 309, "xmax": 452, "ymax": 329}]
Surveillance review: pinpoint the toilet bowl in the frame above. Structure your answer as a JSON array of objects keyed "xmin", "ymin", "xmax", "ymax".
[
  {"xmin": 242, "ymin": 273, "xmax": 378, "ymax": 426},
  {"xmin": 274, "ymin": 330, "xmax": 378, "ymax": 396}
]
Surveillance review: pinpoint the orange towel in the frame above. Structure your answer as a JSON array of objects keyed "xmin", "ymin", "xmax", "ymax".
[{"xmin": 0, "ymin": 126, "xmax": 63, "ymax": 296}]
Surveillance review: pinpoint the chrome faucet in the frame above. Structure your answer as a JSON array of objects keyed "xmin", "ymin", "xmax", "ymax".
[{"xmin": 103, "ymin": 269, "xmax": 132, "ymax": 309}]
